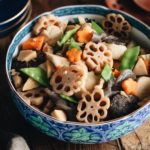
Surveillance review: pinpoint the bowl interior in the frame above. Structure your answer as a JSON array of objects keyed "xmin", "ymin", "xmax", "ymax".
[{"xmin": 6, "ymin": 5, "xmax": 150, "ymax": 126}]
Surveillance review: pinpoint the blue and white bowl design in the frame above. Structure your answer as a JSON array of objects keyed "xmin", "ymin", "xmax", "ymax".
[{"xmin": 6, "ymin": 5, "xmax": 150, "ymax": 144}]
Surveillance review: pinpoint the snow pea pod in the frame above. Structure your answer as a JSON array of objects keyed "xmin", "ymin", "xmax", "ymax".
[
  {"xmin": 101, "ymin": 64, "xmax": 112, "ymax": 82},
  {"xmin": 91, "ymin": 21, "xmax": 104, "ymax": 34},
  {"xmin": 69, "ymin": 38, "xmax": 81, "ymax": 50},
  {"xmin": 20, "ymin": 67, "xmax": 49, "ymax": 86},
  {"xmin": 119, "ymin": 46, "xmax": 140, "ymax": 71},
  {"xmin": 59, "ymin": 26, "xmax": 80, "ymax": 46},
  {"xmin": 60, "ymin": 94, "xmax": 77, "ymax": 104}
]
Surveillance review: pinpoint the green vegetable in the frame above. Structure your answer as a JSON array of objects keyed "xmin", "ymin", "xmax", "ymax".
[
  {"xmin": 59, "ymin": 26, "xmax": 80, "ymax": 46},
  {"xmin": 91, "ymin": 21, "xmax": 104, "ymax": 34},
  {"xmin": 20, "ymin": 67, "xmax": 49, "ymax": 86},
  {"xmin": 69, "ymin": 38, "xmax": 81, "ymax": 49},
  {"xmin": 101, "ymin": 64, "xmax": 112, "ymax": 82},
  {"xmin": 119, "ymin": 46, "xmax": 140, "ymax": 71},
  {"xmin": 60, "ymin": 94, "xmax": 77, "ymax": 104},
  {"xmin": 73, "ymin": 18, "xmax": 80, "ymax": 24}
]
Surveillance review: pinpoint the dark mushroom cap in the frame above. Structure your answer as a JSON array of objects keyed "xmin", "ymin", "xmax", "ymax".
[{"xmin": 109, "ymin": 94, "xmax": 139, "ymax": 119}]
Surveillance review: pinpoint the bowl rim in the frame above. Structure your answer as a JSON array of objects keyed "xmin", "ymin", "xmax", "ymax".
[
  {"xmin": 6, "ymin": 5, "xmax": 150, "ymax": 126},
  {"xmin": 0, "ymin": 0, "xmax": 31, "ymax": 25},
  {"xmin": 0, "ymin": 5, "xmax": 31, "ymax": 33}
]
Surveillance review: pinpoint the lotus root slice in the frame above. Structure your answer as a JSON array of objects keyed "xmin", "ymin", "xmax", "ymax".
[
  {"xmin": 17, "ymin": 88, "xmax": 48, "ymax": 107},
  {"xmin": 50, "ymin": 66, "xmax": 84, "ymax": 96},
  {"xmin": 33, "ymin": 15, "xmax": 66, "ymax": 35},
  {"xmin": 76, "ymin": 86, "xmax": 110, "ymax": 123},
  {"xmin": 102, "ymin": 13, "xmax": 132, "ymax": 38},
  {"xmin": 82, "ymin": 42, "xmax": 113, "ymax": 73}
]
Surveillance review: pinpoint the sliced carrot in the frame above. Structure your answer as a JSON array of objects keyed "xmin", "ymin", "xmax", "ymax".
[
  {"xmin": 66, "ymin": 48, "xmax": 82, "ymax": 63},
  {"xmin": 121, "ymin": 78, "xmax": 137, "ymax": 95},
  {"xmin": 22, "ymin": 36, "xmax": 45, "ymax": 50},
  {"xmin": 76, "ymin": 29, "xmax": 92, "ymax": 43}
]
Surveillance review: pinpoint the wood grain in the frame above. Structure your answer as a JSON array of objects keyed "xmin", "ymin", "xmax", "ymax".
[{"xmin": 0, "ymin": 0, "xmax": 150, "ymax": 150}]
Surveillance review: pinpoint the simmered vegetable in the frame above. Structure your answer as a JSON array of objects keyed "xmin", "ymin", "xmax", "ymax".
[
  {"xmin": 69, "ymin": 38, "xmax": 81, "ymax": 49},
  {"xmin": 119, "ymin": 46, "xmax": 140, "ymax": 71},
  {"xmin": 121, "ymin": 78, "xmax": 137, "ymax": 95},
  {"xmin": 60, "ymin": 94, "xmax": 77, "ymax": 104},
  {"xmin": 76, "ymin": 28, "xmax": 93, "ymax": 43},
  {"xmin": 59, "ymin": 26, "xmax": 80, "ymax": 46},
  {"xmin": 66, "ymin": 48, "xmax": 82, "ymax": 63},
  {"xmin": 11, "ymin": 14, "xmax": 145, "ymax": 123},
  {"xmin": 91, "ymin": 21, "xmax": 104, "ymax": 34},
  {"xmin": 22, "ymin": 36, "xmax": 45, "ymax": 50},
  {"xmin": 20, "ymin": 67, "xmax": 49, "ymax": 86},
  {"xmin": 101, "ymin": 64, "xmax": 112, "ymax": 82}
]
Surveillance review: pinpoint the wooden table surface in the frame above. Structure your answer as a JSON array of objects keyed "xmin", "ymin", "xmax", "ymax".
[{"xmin": 0, "ymin": 0, "xmax": 150, "ymax": 150}]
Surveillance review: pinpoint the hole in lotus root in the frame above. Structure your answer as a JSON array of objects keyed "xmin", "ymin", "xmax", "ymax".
[
  {"xmin": 117, "ymin": 17, "xmax": 123, "ymax": 23},
  {"xmin": 25, "ymin": 93, "xmax": 33, "ymax": 97},
  {"xmin": 123, "ymin": 22, "xmax": 128, "ymax": 26},
  {"xmin": 72, "ymin": 70, "xmax": 78, "ymax": 73},
  {"xmin": 91, "ymin": 58, "xmax": 98, "ymax": 65},
  {"xmin": 122, "ymin": 26, "xmax": 129, "ymax": 31},
  {"xmin": 80, "ymin": 112, "xmax": 87, "ymax": 118},
  {"xmin": 54, "ymin": 22, "xmax": 59, "ymax": 26},
  {"xmin": 90, "ymin": 45, "xmax": 97, "ymax": 52},
  {"xmin": 87, "ymin": 114, "xmax": 93, "ymax": 122},
  {"xmin": 57, "ymin": 84, "xmax": 63, "ymax": 90},
  {"xmin": 100, "ymin": 101, "xmax": 107, "ymax": 107},
  {"xmin": 110, "ymin": 16, "xmax": 115, "ymax": 22},
  {"xmin": 99, "ymin": 46, "xmax": 104, "ymax": 52},
  {"xmin": 34, "ymin": 94, "xmax": 40, "ymax": 97},
  {"xmin": 104, "ymin": 21, "xmax": 112, "ymax": 28},
  {"xmin": 85, "ymin": 94, "xmax": 91, "ymax": 102},
  {"xmin": 55, "ymin": 76, "xmax": 62, "ymax": 83},
  {"xmin": 94, "ymin": 115, "xmax": 98, "ymax": 121},
  {"xmin": 94, "ymin": 92, "xmax": 101, "ymax": 102},
  {"xmin": 87, "ymin": 52, "xmax": 94, "ymax": 56},
  {"xmin": 104, "ymin": 52, "xmax": 110, "ymax": 57},
  {"xmin": 44, "ymin": 22, "xmax": 48, "ymax": 26},
  {"xmin": 64, "ymin": 86, "xmax": 70, "ymax": 92},
  {"xmin": 81, "ymin": 101, "xmax": 86, "ymax": 110},
  {"xmin": 98, "ymin": 109, "xmax": 104, "ymax": 116}
]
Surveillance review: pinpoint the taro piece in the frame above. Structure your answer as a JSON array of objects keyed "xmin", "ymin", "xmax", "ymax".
[
  {"xmin": 76, "ymin": 86, "xmax": 110, "ymax": 123},
  {"xmin": 102, "ymin": 13, "xmax": 132, "ymax": 39},
  {"xmin": 82, "ymin": 42, "xmax": 113, "ymax": 73},
  {"xmin": 50, "ymin": 66, "xmax": 84, "ymax": 96}
]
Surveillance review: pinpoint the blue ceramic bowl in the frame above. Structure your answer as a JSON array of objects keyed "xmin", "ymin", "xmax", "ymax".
[
  {"xmin": 0, "ymin": 0, "xmax": 30, "ymax": 33},
  {"xmin": 6, "ymin": 5, "xmax": 150, "ymax": 144},
  {"xmin": 0, "ymin": 4, "xmax": 32, "ymax": 37}
]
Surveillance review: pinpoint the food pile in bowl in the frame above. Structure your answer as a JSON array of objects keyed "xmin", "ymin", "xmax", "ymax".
[{"xmin": 11, "ymin": 13, "xmax": 150, "ymax": 124}]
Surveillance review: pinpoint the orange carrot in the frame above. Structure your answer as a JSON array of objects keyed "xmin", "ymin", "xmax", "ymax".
[
  {"xmin": 22, "ymin": 36, "xmax": 45, "ymax": 50},
  {"xmin": 76, "ymin": 29, "xmax": 92, "ymax": 43},
  {"xmin": 121, "ymin": 78, "xmax": 137, "ymax": 95},
  {"xmin": 66, "ymin": 48, "xmax": 82, "ymax": 63}
]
